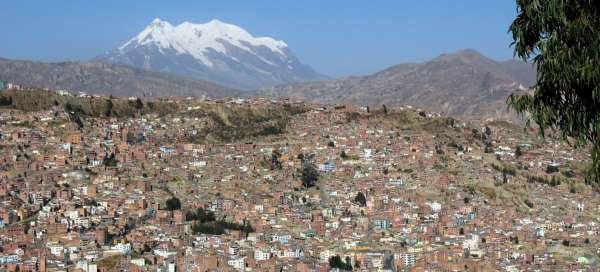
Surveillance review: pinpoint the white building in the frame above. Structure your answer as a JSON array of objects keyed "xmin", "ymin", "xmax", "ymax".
[
  {"xmin": 254, "ymin": 250, "xmax": 270, "ymax": 261},
  {"xmin": 228, "ymin": 257, "xmax": 246, "ymax": 271},
  {"xmin": 112, "ymin": 242, "xmax": 132, "ymax": 254},
  {"xmin": 131, "ymin": 258, "xmax": 145, "ymax": 267}
]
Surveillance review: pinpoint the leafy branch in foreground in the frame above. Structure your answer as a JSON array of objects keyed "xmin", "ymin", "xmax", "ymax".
[{"xmin": 507, "ymin": 1, "xmax": 600, "ymax": 188}]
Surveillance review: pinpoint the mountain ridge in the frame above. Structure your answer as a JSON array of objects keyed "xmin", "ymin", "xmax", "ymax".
[
  {"xmin": 0, "ymin": 57, "xmax": 239, "ymax": 98},
  {"xmin": 257, "ymin": 49, "xmax": 536, "ymax": 120}
]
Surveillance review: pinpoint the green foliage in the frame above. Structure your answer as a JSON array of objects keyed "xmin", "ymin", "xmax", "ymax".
[
  {"xmin": 526, "ymin": 174, "xmax": 562, "ymax": 187},
  {"xmin": 268, "ymin": 150, "xmax": 283, "ymax": 171},
  {"xmin": 546, "ymin": 164, "xmax": 559, "ymax": 174},
  {"xmin": 472, "ymin": 129, "xmax": 483, "ymax": 141},
  {"xmin": 129, "ymin": 98, "xmax": 144, "ymax": 110},
  {"xmin": 490, "ymin": 164, "xmax": 516, "ymax": 177},
  {"xmin": 186, "ymin": 208, "xmax": 253, "ymax": 235},
  {"xmin": 186, "ymin": 207, "xmax": 216, "ymax": 223},
  {"xmin": 105, "ymin": 99, "xmax": 114, "ymax": 117},
  {"xmin": 165, "ymin": 197, "xmax": 181, "ymax": 211},
  {"xmin": 0, "ymin": 96, "xmax": 12, "ymax": 106},
  {"xmin": 508, "ymin": 1, "xmax": 600, "ymax": 186},
  {"xmin": 484, "ymin": 142, "xmax": 493, "ymax": 153},
  {"xmin": 102, "ymin": 153, "xmax": 118, "ymax": 167},
  {"xmin": 515, "ymin": 145, "xmax": 523, "ymax": 158},
  {"xmin": 346, "ymin": 111, "xmax": 362, "ymax": 122},
  {"xmin": 328, "ymin": 255, "xmax": 352, "ymax": 271},
  {"xmin": 191, "ymin": 220, "xmax": 254, "ymax": 235},
  {"xmin": 301, "ymin": 161, "xmax": 319, "ymax": 188},
  {"xmin": 340, "ymin": 150, "xmax": 348, "ymax": 160},
  {"xmin": 257, "ymin": 125, "xmax": 284, "ymax": 136},
  {"xmin": 354, "ymin": 192, "xmax": 367, "ymax": 207}
]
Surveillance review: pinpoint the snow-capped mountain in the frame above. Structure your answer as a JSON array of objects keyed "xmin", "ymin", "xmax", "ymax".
[{"xmin": 96, "ymin": 18, "xmax": 325, "ymax": 90}]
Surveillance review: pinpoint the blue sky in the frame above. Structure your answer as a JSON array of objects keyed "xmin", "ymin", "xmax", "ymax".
[{"xmin": 0, "ymin": 1, "xmax": 519, "ymax": 77}]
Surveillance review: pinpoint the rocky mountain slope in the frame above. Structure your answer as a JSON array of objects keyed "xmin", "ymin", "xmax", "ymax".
[
  {"xmin": 95, "ymin": 18, "xmax": 325, "ymax": 90},
  {"xmin": 258, "ymin": 49, "xmax": 536, "ymax": 119},
  {"xmin": 0, "ymin": 58, "xmax": 239, "ymax": 98}
]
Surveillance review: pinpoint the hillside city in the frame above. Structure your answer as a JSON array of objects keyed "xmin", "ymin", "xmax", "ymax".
[{"xmin": 0, "ymin": 86, "xmax": 597, "ymax": 271}]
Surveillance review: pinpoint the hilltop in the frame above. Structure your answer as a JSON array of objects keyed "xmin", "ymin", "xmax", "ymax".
[{"xmin": 258, "ymin": 49, "xmax": 536, "ymax": 120}]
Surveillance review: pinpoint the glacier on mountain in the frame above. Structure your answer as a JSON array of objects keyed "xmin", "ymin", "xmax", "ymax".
[{"xmin": 96, "ymin": 18, "xmax": 324, "ymax": 90}]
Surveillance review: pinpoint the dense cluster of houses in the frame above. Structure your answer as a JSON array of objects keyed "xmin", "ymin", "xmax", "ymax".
[{"xmin": 0, "ymin": 93, "xmax": 598, "ymax": 271}]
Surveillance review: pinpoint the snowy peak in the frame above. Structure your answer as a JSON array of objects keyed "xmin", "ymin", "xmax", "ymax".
[
  {"xmin": 151, "ymin": 17, "xmax": 165, "ymax": 24},
  {"xmin": 119, "ymin": 18, "xmax": 175, "ymax": 50},
  {"xmin": 119, "ymin": 18, "xmax": 288, "ymax": 67},
  {"xmin": 97, "ymin": 18, "xmax": 325, "ymax": 90}
]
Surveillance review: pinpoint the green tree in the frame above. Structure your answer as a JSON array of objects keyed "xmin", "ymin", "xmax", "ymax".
[
  {"xmin": 105, "ymin": 99, "xmax": 114, "ymax": 117},
  {"xmin": 328, "ymin": 255, "xmax": 352, "ymax": 271},
  {"xmin": 134, "ymin": 98, "xmax": 144, "ymax": 109},
  {"xmin": 301, "ymin": 162, "xmax": 319, "ymax": 188},
  {"xmin": 508, "ymin": 1, "xmax": 600, "ymax": 187},
  {"xmin": 269, "ymin": 150, "xmax": 283, "ymax": 170},
  {"xmin": 515, "ymin": 145, "xmax": 523, "ymax": 158},
  {"xmin": 354, "ymin": 192, "xmax": 367, "ymax": 207},
  {"xmin": 186, "ymin": 207, "xmax": 216, "ymax": 222},
  {"xmin": 0, "ymin": 96, "xmax": 12, "ymax": 106},
  {"xmin": 165, "ymin": 197, "xmax": 181, "ymax": 210},
  {"xmin": 484, "ymin": 142, "xmax": 494, "ymax": 154},
  {"xmin": 102, "ymin": 153, "xmax": 118, "ymax": 167}
]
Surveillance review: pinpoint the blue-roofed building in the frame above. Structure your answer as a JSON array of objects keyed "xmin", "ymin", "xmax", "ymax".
[
  {"xmin": 0, "ymin": 80, "xmax": 5, "ymax": 91},
  {"xmin": 0, "ymin": 255, "xmax": 19, "ymax": 264},
  {"xmin": 303, "ymin": 230, "xmax": 317, "ymax": 238},
  {"xmin": 467, "ymin": 211, "xmax": 477, "ymax": 220},
  {"xmin": 318, "ymin": 162, "xmax": 336, "ymax": 172},
  {"xmin": 159, "ymin": 146, "xmax": 175, "ymax": 155}
]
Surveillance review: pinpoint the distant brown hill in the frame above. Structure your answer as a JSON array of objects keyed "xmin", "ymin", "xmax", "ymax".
[
  {"xmin": 258, "ymin": 49, "xmax": 536, "ymax": 120},
  {"xmin": 0, "ymin": 58, "xmax": 239, "ymax": 98}
]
